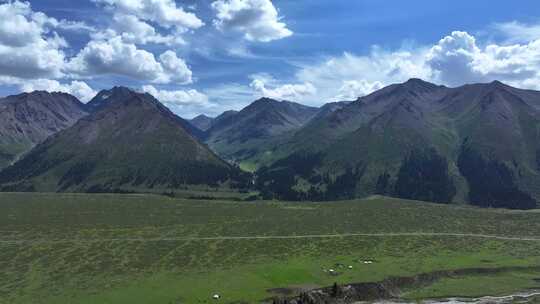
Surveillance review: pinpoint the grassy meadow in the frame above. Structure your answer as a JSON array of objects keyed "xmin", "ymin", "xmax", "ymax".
[{"xmin": 1, "ymin": 193, "xmax": 540, "ymax": 303}]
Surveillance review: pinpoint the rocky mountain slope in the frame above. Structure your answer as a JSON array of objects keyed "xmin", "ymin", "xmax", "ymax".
[
  {"xmin": 88, "ymin": 87, "xmax": 204, "ymax": 139},
  {"xmin": 0, "ymin": 91, "xmax": 88, "ymax": 168}
]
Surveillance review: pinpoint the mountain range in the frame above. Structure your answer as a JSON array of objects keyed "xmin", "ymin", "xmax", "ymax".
[
  {"xmin": 0, "ymin": 79, "xmax": 538, "ymax": 209},
  {"xmin": 0, "ymin": 87, "xmax": 247, "ymax": 193},
  {"xmin": 255, "ymin": 79, "xmax": 540, "ymax": 209}
]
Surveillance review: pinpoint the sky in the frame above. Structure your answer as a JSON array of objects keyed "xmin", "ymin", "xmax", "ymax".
[{"xmin": 1, "ymin": 0, "xmax": 540, "ymax": 118}]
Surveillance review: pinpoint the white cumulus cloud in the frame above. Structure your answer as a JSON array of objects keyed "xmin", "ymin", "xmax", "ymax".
[
  {"xmin": 249, "ymin": 74, "xmax": 316, "ymax": 101},
  {"xmin": 335, "ymin": 80, "xmax": 384, "ymax": 101},
  {"xmin": 67, "ymin": 37, "xmax": 192, "ymax": 84},
  {"xmin": 212, "ymin": 0, "xmax": 292, "ymax": 42},
  {"xmin": 293, "ymin": 49, "xmax": 432, "ymax": 103},
  {"xmin": 109, "ymin": 13, "xmax": 183, "ymax": 45},
  {"xmin": 142, "ymin": 85, "xmax": 209, "ymax": 106},
  {"xmin": 427, "ymin": 30, "xmax": 540, "ymax": 88},
  {"xmin": 158, "ymin": 51, "xmax": 193, "ymax": 84},
  {"xmin": 0, "ymin": 1, "xmax": 68, "ymax": 79},
  {"xmin": 493, "ymin": 21, "xmax": 540, "ymax": 43},
  {"xmin": 93, "ymin": 0, "xmax": 204, "ymax": 32},
  {"xmin": 89, "ymin": 0, "xmax": 203, "ymax": 48},
  {"xmin": 141, "ymin": 85, "xmax": 215, "ymax": 118},
  {"xmin": 279, "ymin": 30, "xmax": 540, "ymax": 104}
]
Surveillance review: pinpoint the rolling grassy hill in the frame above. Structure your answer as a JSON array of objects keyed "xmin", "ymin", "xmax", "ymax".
[{"xmin": 1, "ymin": 193, "xmax": 540, "ymax": 303}]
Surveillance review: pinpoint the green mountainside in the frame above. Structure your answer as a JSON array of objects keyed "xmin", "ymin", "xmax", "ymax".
[{"xmin": 256, "ymin": 79, "xmax": 540, "ymax": 209}]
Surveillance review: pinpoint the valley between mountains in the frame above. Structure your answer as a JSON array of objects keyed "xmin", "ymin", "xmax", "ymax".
[
  {"xmin": 1, "ymin": 79, "xmax": 540, "ymax": 304},
  {"xmin": 1, "ymin": 79, "xmax": 539, "ymax": 210},
  {"xmin": 3, "ymin": 1, "xmax": 540, "ymax": 303}
]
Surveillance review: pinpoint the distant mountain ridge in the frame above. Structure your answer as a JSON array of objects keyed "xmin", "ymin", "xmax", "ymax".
[
  {"xmin": 0, "ymin": 91, "xmax": 88, "ymax": 168},
  {"xmin": 311, "ymin": 100, "xmax": 352, "ymax": 120},
  {"xmin": 189, "ymin": 114, "xmax": 214, "ymax": 131},
  {"xmin": 213, "ymin": 110, "xmax": 239, "ymax": 126},
  {"xmin": 207, "ymin": 97, "xmax": 319, "ymax": 140},
  {"xmin": 204, "ymin": 97, "xmax": 320, "ymax": 167}
]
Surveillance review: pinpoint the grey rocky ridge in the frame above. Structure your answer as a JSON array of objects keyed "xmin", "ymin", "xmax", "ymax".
[{"xmin": 0, "ymin": 91, "xmax": 88, "ymax": 168}]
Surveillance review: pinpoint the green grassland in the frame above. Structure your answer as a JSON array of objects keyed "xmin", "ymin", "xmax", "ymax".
[
  {"xmin": 403, "ymin": 269, "xmax": 540, "ymax": 300},
  {"xmin": 1, "ymin": 193, "xmax": 540, "ymax": 303}
]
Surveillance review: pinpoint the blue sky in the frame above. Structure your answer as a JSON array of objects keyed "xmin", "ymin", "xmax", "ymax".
[{"xmin": 1, "ymin": 0, "xmax": 540, "ymax": 118}]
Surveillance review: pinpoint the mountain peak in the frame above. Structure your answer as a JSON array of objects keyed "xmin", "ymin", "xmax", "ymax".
[
  {"xmin": 402, "ymin": 78, "xmax": 441, "ymax": 90},
  {"xmin": 221, "ymin": 110, "xmax": 239, "ymax": 115},
  {"xmin": 371, "ymin": 78, "xmax": 447, "ymax": 103},
  {"xmin": 2, "ymin": 90, "xmax": 83, "ymax": 107},
  {"xmin": 405, "ymin": 78, "xmax": 429, "ymax": 84},
  {"xmin": 205, "ymin": 97, "xmax": 319, "ymax": 159},
  {"xmin": 85, "ymin": 86, "xmax": 204, "ymax": 139},
  {"xmin": 475, "ymin": 80, "xmax": 513, "ymax": 97},
  {"xmin": 24, "ymin": 90, "xmax": 52, "ymax": 97},
  {"xmin": 87, "ymin": 86, "xmax": 145, "ymax": 112},
  {"xmin": 253, "ymin": 97, "xmax": 280, "ymax": 104},
  {"xmin": 14, "ymin": 90, "xmax": 73, "ymax": 101},
  {"xmin": 189, "ymin": 114, "xmax": 215, "ymax": 132},
  {"xmin": 99, "ymin": 86, "xmax": 138, "ymax": 98},
  {"xmin": 193, "ymin": 114, "xmax": 213, "ymax": 120},
  {"xmin": 249, "ymin": 97, "xmax": 313, "ymax": 109},
  {"xmin": 244, "ymin": 97, "xmax": 282, "ymax": 113},
  {"xmin": 486, "ymin": 80, "xmax": 509, "ymax": 90}
]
